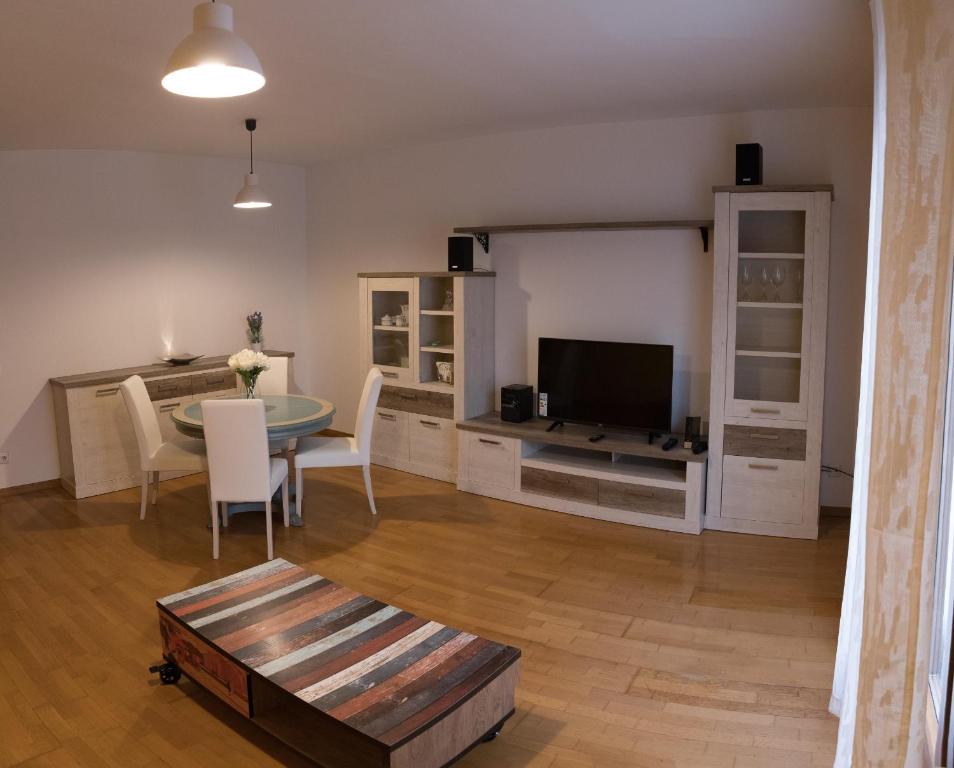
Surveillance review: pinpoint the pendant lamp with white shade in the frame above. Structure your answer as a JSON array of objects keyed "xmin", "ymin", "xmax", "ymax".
[
  {"xmin": 162, "ymin": 2, "xmax": 265, "ymax": 98},
  {"xmin": 234, "ymin": 119, "xmax": 272, "ymax": 209}
]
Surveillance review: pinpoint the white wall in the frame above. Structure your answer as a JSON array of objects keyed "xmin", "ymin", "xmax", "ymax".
[
  {"xmin": 0, "ymin": 150, "xmax": 308, "ymax": 490},
  {"xmin": 307, "ymin": 107, "xmax": 871, "ymax": 506}
]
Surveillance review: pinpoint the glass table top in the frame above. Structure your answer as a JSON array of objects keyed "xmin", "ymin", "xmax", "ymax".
[{"xmin": 174, "ymin": 395, "xmax": 335, "ymax": 429}]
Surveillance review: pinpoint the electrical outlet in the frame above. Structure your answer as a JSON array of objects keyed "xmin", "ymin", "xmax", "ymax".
[{"xmin": 0, "ymin": 452, "xmax": 8, "ymax": 465}]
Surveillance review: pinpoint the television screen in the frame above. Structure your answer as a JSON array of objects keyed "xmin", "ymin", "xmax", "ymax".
[{"xmin": 537, "ymin": 337, "xmax": 673, "ymax": 433}]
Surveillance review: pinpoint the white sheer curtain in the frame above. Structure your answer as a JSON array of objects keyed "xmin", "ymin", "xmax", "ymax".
[{"xmin": 829, "ymin": 2, "xmax": 886, "ymax": 764}]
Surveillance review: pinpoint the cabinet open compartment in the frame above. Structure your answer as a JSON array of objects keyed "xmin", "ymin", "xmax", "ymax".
[
  {"xmin": 419, "ymin": 275, "xmax": 454, "ymax": 312},
  {"xmin": 738, "ymin": 210, "xmax": 806, "ymax": 254}
]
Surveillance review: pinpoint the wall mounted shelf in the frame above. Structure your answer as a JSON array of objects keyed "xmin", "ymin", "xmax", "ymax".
[{"xmin": 453, "ymin": 219, "xmax": 714, "ymax": 253}]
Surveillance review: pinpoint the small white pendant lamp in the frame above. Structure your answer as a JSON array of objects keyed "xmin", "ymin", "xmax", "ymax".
[
  {"xmin": 234, "ymin": 119, "xmax": 272, "ymax": 209},
  {"xmin": 162, "ymin": 2, "xmax": 265, "ymax": 98}
]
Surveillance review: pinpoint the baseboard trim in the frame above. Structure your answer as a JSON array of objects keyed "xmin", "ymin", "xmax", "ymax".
[{"xmin": 0, "ymin": 478, "xmax": 62, "ymax": 499}]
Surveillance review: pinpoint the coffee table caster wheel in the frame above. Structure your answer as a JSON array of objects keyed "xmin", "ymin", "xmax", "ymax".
[
  {"xmin": 483, "ymin": 729, "xmax": 501, "ymax": 743},
  {"xmin": 149, "ymin": 662, "xmax": 181, "ymax": 685}
]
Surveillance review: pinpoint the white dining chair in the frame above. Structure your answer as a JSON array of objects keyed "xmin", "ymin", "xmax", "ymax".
[
  {"xmin": 120, "ymin": 375, "xmax": 207, "ymax": 520},
  {"xmin": 294, "ymin": 368, "xmax": 384, "ymax": 517},
  {"xmin": 201, "ymin": 398, "xmax": 289, "ymax": 560},
  {"xmin": 253, "ymin": 355, "xmax": 288, "ymax": 396}
]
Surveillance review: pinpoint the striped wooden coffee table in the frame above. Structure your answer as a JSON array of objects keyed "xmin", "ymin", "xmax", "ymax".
[{"xmin": 156, "ymin": 559, "xmax": 520, "ymax": 768}]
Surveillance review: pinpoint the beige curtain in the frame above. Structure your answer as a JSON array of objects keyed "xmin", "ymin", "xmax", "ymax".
[{"xmin": 836, "ymin": 0, "xmax": 954, "ymax": 764}]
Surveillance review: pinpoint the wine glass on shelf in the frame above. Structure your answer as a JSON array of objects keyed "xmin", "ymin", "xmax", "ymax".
[
  {"xmin": 771, "ymin": 264, "xmax": 787, "ymax": 302},
  {"xmin": 739, "ymin": 263, "xmax": 752, "ymax": 301},
  {"xmin": 759, "ymin": 265, "xmax": 770, "ymax": 302}
]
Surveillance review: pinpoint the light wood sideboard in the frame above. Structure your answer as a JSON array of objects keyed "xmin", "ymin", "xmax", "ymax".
[
  {"xmin": 456, "ymin": 414, "xmax": 707, "ymax": 534},
  {"xmin": 50, "ymin": 351, "xmax": 294, "ymax": 499}
]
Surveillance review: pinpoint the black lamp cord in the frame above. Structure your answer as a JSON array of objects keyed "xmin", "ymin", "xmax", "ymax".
[{"xmin": 822, "ymin": 464, "xmax": 854, "ymax": 479}]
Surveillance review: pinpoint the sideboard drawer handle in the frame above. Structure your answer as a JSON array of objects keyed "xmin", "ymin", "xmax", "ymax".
[
  {"xmin": 478, "ymin": 438, "xmax": 501, "ymax": 446},
  {"xmin": 420, "ymin": 419, "xmax": 439, "ymax": 427},
  {"xmin": 748, "ymin": 463, "xmax": 778, "ymax": 471},
  {"xmin": 96, "ymin": 387, "xmax": 120, "ymax": 396},
  {"xmin": 382, "ymin": 371, "xmax": 399, "ymax": 378},
  {"xmin": 750, "ymin": 433, "xmax": 780, "ymax": 440},
  {"xmin": 399, "ymin": 393, "xmax": 417, "ymax": 400},
  {"xmin": 206, "ymin": 376, "xmax": 226, "ymax": 385},
  {"xmin": 750, "ymin": 407, "xmax": 781, "ymax": 414},
  {"xmin": 378, "ymin": 413, "xmax": 397, "ymax": 421},
  {"xmin": 159, "ymin": 403, "xmax": 181, "ymax": 412}
]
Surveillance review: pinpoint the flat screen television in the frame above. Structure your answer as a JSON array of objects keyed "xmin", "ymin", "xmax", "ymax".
[{"xmin": 537, "ymin": 337, "xmax": 673, "ymax": 433}]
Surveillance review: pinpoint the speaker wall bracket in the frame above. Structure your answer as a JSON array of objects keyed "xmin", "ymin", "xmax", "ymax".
[{"xmin": 474, "ymin": 233, "xmax": 490, "ymax": 254}]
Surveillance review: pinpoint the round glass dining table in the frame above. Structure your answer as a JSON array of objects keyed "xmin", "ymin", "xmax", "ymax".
[{"xmin": 171, "ymin": 394, "xmax": 336, "ymax": 525}]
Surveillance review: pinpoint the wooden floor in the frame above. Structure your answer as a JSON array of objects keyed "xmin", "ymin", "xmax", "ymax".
[{"xmin": 0, "ymin": 466, "xmax": 848, "ymax": 768}]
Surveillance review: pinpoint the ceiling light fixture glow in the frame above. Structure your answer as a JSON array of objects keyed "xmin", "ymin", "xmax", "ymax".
[
  {"xmin": 162, "ymin": 2, "xmax": 265, "ymax": 98},
  {"xmin": 234, "ymin": 118, "xmax": 272, "ymax": 209}
]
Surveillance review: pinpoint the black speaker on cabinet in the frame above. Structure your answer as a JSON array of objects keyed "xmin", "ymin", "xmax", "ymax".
[
  {"xmin": 735, "ymin": 143, "xmax": 763, "ymax": 185},
  {"xmin": 501, "ymin": 385, "xmax": 534, "ymax": 423},
  {"xmin": 448, "ymin": 236, "xmax": 474, "ymax": 272}
]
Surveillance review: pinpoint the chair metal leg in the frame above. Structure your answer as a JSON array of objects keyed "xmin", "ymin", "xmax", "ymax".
[
  {"xmin": 265, "ymin": 500, "xmax": 274, "ymax": 560},
  {"xmin": 150, "ymin": 471, "xmax": 160, "ymax": 505},
  {"xmin": 210, "ymin": 499, "xmax": 220, "ymax": 560},
  {"xmin": 296, "ymin": 467, "xmax": 304, "ymax": 520},
  {"xmin": 362, "ymin": 465, "xmax": 377, "ymax": 515},
  {"xmin": 140, "ymin": 471, "xmax": 149, "ymax": 520}
]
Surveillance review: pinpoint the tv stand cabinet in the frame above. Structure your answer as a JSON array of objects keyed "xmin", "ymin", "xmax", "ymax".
[{"xmin": 456, "ymin": 414, "xmax": 706, "ymax": 534}]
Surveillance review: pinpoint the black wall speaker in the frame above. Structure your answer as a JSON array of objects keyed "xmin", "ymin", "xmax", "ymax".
[
  {"xmin": 735, "ymin": 143, "xmax": 763, "ymax": 185},
  {"xmin": 448, "ymin": 236, "xmax": 474, "ymax": 272}
]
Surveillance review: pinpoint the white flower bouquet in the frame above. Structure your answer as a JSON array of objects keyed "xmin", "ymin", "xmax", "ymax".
[{"xmin": 228, "ymin": 349, "xmax": 271, "ymax": 398}]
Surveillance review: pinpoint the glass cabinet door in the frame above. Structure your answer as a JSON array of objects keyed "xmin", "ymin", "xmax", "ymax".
[
  {"xmin": 725, "ymin": 194, "xmax": 814, "ymax": 421},
  {"xmin": 367, "ymin": 278, "xmax": 415, "ymax": 384}
]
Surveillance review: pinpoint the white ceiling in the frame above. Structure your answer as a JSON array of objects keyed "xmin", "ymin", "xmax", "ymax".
[{"xmin": 0, "ymin": 1, "xmax": 872, "ymax": 165}]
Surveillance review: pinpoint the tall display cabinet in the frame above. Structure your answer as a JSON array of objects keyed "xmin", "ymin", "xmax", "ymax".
[
  {"xmin": 707, "ymin": 186, "xmax": 832, "ymax": 538},
  {"xmin": 358, "ymin": 271, "xmax": 495, "ymax": 482}
]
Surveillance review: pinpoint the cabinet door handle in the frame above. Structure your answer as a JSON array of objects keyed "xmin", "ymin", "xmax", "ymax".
[
  {"xmin": 748, "ymin": 463, "xmax": 778, "ymax": 471},
  {"xmin": 399, "ymin": 393, "xmax": 417, "ymax": 400},
  {"xmin": 96, "ymin": 387, "xmax": 120, "ymax": 396},
  {"xmin": 420, "ymin": 420, "xmax": 439, "ymax": 427},
  {"xmin": 750, "ymin": 433, "xmax": 780, "ymax": 440},
  {"xmin": 750, "ymin": 407, "xmax": 781, "ymax": 415},
  {"xmin": 382, "ymin": 371, "xmax": 399, "ymax": 378},
  {"xmin": 478, "ymin": 438, "xmax": 501, "ymax": 446},
  {"xmin": 159, "ymin": 402, "xmax": 181, "ymax": 412},
  {"xmin": 378, "ymin": 413, "xmax": 397, "ymax": 422}
]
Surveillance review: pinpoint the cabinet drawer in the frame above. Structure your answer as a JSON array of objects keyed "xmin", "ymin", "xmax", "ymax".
[
  {"xmin": 377, "ymin": 366, "xmax": 415, "ymax": 386},
  {"xmin": 378, "ymin": 385, "xmax": 454, "ymax": 419},
  {"xmin": 721, "ymin": 455, "xmax": 805, "ymax": 525},
  {"xmin": 371, "ymin": 408, "xmax": 409, "ymax": 462},
  {"xmin": 191, "ymin": 369, "xmax": 236, "ymax": 395},
  {"xmin": 598, "ymin": 480, "xmax": 685, "ymax": 519},
  {"xmin": 159, "ymin": 612, "xmax": 250, "ymax": 717},
  {"xmin": 409, "ymin": 416, "xmax": 456, "ymax": 471},
  {"xmin": 145, "ymin": 376, "xmax": 193, "ymax": 402},
  {"xmin": 521, "ymin": 466, "xmax": 598, "ymax": 504},
  {"xmin": 723, "ymin": 425, "xmax": 806, "ymax": 461},
  {"xmin": 461, "ymin": 432, "xmax": 517, "ymax": 489}
]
